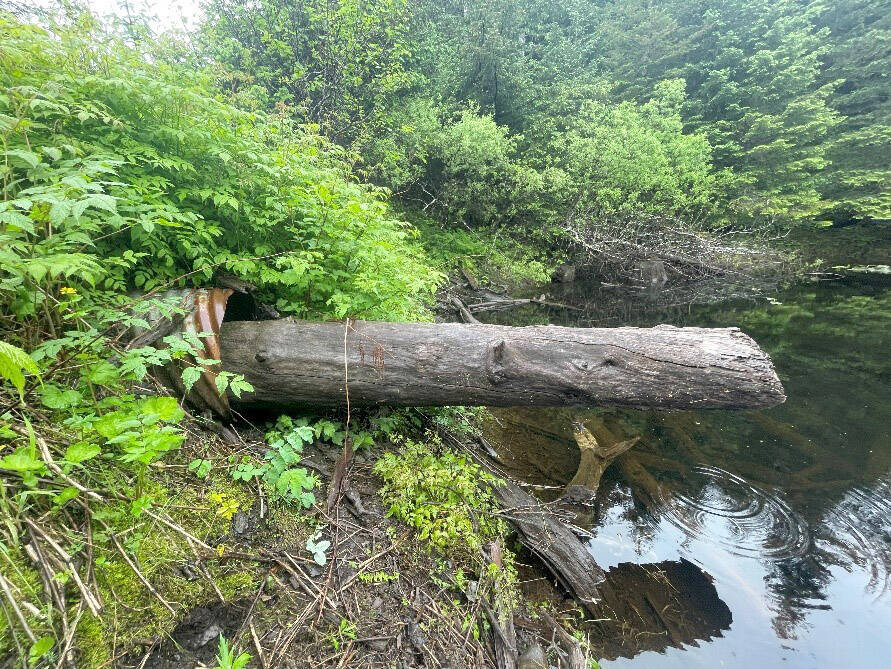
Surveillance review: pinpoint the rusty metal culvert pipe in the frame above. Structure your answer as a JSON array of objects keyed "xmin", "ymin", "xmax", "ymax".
[{"xmin": 126, "ymin": 288, "xmax": 264, "ymax": 420}]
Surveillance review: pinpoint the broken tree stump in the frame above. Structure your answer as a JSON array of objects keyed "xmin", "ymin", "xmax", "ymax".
[{"xmin": 219, "ymin": 319, "xmax": 785, "ymax": 411}]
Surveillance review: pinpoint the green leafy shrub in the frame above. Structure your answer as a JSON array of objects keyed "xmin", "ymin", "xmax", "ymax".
[
  {"xmin": 231, "ymin": 415, "xmax": 320, "ymax": 507},
  {"xmin": 374, "ymin": 437, "xmax": 504, "ymax": 556},
  {"xmin": 0, "ymin": 16, "xmax": 440, "ymax": 325},
  {"xmin": 554, "ymin": 79, "xmax": 725, "ymax": 221}
]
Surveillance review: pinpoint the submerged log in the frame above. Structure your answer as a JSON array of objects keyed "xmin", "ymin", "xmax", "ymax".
[
  {"xmin": 560, "ymin": 421, "xmax": 640, "ymax": 504},
  {"xmin": 219, "ymin": 319, "xmax": 785, "ymax": 411},
  {"xmin": 491, "ymin": 475, "xmax": 609, "ymax": 615}
]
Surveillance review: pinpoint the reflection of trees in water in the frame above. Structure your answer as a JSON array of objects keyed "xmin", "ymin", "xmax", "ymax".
[
  {"xmin": 764, "ymin": 554, "xmax": 833, "ymax": 640},
  {"xmin": 657, "ymin": 412, "xmax": 891, "ymax": 640},
  {"xmin": 490, "ymin": 403, "xmax": 891, "ymax": 646},
  {"xmin": 819, "ymin": 477, "xmax": 891, "ymax": 596},
  {"xmin": 586, "ymin": 558, "xmax": 733, "ymax": 660},
  {"xmin": 763, "ymin": 477, "xmax": 891, "ymax": 640}
]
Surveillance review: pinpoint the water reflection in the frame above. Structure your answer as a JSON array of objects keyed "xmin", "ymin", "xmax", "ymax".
[
  {"xmin": 483, "ymin": 274, "xmax": 891, "ymax": 667},
  {"xmin": 589, "ymin": 558, "xmax": 732, "ymax": 659},
  {"xmin": 819, "ymin": 476, "xmax": 891, "ymax": 599}
]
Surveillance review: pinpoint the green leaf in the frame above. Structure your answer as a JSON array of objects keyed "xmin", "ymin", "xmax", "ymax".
[
  {"xmin": 40, "ymin": 385, "xmax": 83, "ymax": 410},
  {"xmin": 49, "ymin": 200, "xmax": 71, "ymax": 225},
  {"xmin": 131, "ymin": 495, "xmax": 152, "ymax": 516},
  {"xmin": 86, "ymin": 361, "xmax": 120, "ymax": 386},
  {"xmin": 140, "ymin": 396, "xmax": 184, "ymax": 423},
  {"xmin": 189, "ymin": 458, "xmax": 212, "ymax": 478},
  {"xmin": 227, "ymin": 377, "xmax": 253, "ymax": 398},
  {"xmin": 0, "ymin": 447, "xmax": 44, "ymax": 473},
  {"xmin": 53, "ymin": 487, "xmax": 80, "ymax": 508},
  {"xmin": 6, "ymin": 149, "xmax": 40, "ymax": 168},
  {"xmin": 181, "ymin": 366, "xmax": 202, "ymax": 393},
  {"xmin": 64, "ymin": 442, "xmax": 101, "ymax": 465},
  {"xmin": 0, "ymin": 340, "xmax": 40, "ymax": 400},
  {"xmin": 215, "ymin": 371, "xmax": 231, "ymax": 395},
  {"xmin": 293, "ymin": 425, "xmax": 315, "ymax": 444},
  {"xmin": 29, "ymin": 636, "xmax": 54, "ymax": 665},
  {"xmin": 0, "ymin": 210, "xmax": 36, "ymax": 234},
  {"xmin": 42, "ymin": 146, "xmax": 62, "ymax": 162}
]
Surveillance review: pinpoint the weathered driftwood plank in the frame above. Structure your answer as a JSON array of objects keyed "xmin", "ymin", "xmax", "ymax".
[{"xmin": 219, "ymin": 319, "xmax": 785, "ymax": 410}]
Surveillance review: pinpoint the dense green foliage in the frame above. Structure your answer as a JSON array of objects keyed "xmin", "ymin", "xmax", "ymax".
[
  {"xmin": 1, "ymin": 17, "xmax": 438, "ymax": 325},
  {"xmin": 202, "ymin": 0, "xmax": 414, "ymax": 147},
  {"xmin": 818, "ymin": 0, "xmax": 891, "ymax": 222},
  {"xmin": 0, "ymin": 12, "xmax": 440, "ymax": 664},
  {"xmin": 374, "ymin": 436, "xmax": 505, "ymax": 556},
  {"xmin": 204, "ymin": 0, "xmax": 889, "ymax": 229}
]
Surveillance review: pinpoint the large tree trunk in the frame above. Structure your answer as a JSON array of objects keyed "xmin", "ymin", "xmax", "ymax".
[{"xmin": 219, "ymin": 319, "xmax": 785, "ymax": 410}]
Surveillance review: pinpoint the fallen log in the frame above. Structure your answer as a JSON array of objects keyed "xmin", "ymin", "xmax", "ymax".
[
  {"xmin": 449, "ymin": 295, "xmax": 482, "ymax": 324},
  {"xmin": 219, "ymin": 319, "xmax": 785, "ymax": 411},
  {"xmin": 441, "ymin": 430, "xmax": 611, "ymax": 617},
  {"xmin": 490, "ymin": 473, "xmax": 608, "ymax": 615},
  {"xmin": 467, "ymin": 297, "xmax": 582, "ymax": 313}
]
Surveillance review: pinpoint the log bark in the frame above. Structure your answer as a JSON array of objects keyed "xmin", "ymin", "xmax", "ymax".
[
  {"xmin": 491, "ymin": 476, "xmax": 609, "ymax": 616},
  {"xmin": 441, "ymin": 429, "xmax": 612, "ymax": 618},
  {"xmin": 219, "ymin": 319, "xmax": 785, "ymax": 410}
]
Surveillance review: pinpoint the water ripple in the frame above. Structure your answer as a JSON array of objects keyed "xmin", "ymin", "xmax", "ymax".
[
  {"xmin": 822, "ymin": 477, "xmax": 891, "ymax": 598},
  {"xmin": 660, "ymin": 465, "xmax": 811, "ymax": 560}
]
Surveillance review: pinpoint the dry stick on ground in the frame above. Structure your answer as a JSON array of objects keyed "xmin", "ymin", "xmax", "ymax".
[
  {"xmin": 236, "ymin": 566, "xmax": 271, "ymax": 644},
  {"xmin": 25, "ymin": 519, "xmax": 102, "ymax": 616},
  {"xmin": 56, "ymin": 603, "xmax": 85, "ymax": 669},
  {"xmin": 249, "ymin": 622, "xmax": 268, "ymax": 669},
  {"xmin": 11, "ymin": 424, "xmax": 109, "ymax": 504},
  {"xmin": 23, "ymin": 537, "xmax": 69, "ymax": 640},
  {"xmin": 0, "ymin": 570, "xmax": 37, "ymax": 643},
  {"xmin": 0, "ymin": 597, "xmax": 27, "ymax": 662},
  {"xmin": 538, "ymin": 610, "xmax": 587, "ymax": 669},
  {"xmin": 141, "ymin": 509, "xmax": 214, "ymax": 554}
]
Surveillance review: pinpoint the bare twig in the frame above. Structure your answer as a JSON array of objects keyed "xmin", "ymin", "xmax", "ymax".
[
  {"xmin": 0, "ymin": 570, "xmax": 37, "ymax": 643},
  {"xmin": 25, "ymin": 520, "xmax": 102, "ymax": 616}
]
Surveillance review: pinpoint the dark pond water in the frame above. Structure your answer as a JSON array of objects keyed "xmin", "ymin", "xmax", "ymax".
[{"xmin": 484, "ymin": 271, "xmax": 891, "ymax": 668}]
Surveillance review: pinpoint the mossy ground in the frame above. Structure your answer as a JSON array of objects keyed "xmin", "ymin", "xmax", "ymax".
[{"xmin": 2, "ymin": 409, "xmax": 600, "ymax": 668}]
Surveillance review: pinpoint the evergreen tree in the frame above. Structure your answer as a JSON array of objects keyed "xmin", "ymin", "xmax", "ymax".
[
  {"xmin": 200, "ymin": 0, "xmax": 414, "ymax": 146},
  {"xmin": 816, "ymin": 0, "xmax": 891, "ymax": 222}
]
